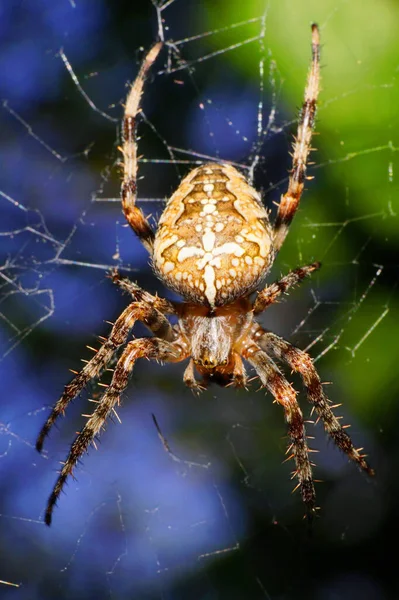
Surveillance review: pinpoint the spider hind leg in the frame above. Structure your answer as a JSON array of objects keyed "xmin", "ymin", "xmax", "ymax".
[
  {"xmin": 244, "ymin": 346, "xmax": 317, "ymax": 518},
  {"xmin": 44, "ymin": 337, "xmax": 186, "ymax": 526},
  {"xmin": 258, "ymin": 331, "xmax": 374, "ymax": 476}
]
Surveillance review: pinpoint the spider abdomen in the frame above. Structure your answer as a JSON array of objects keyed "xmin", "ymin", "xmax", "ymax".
[{"xmin": 153, "ymin": 163, "xmax": 274, "ymax": 306}]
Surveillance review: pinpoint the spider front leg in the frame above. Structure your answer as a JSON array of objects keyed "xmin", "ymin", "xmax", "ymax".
[
  {"xmin": 253, "ymin": 262, "xmax": 320, "ymax": 315},
  {"xmin": 273, "ymin": 24, "xmax": 320, "ymax": 251},
  {"xmin": 121, "ymin": 42, "xmax": 163, "ymax": 254},
  {"xmin": 44, "ymin": 337, "xmax": 186, "ymax": 526},
  {"xmin": 36, "ymin": 299, "xmax": 174, "ymax": 452},
  {"xmin": 257, "ymin": 331, "xmax": 374, "ymax": 476},
  {"xmin": 244, "ymin": 346, "xmax": 316, "ymax": 518}
]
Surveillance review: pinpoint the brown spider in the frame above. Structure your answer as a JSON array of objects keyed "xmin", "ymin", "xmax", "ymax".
[{"xmin": 37, "ymin": 25, "xmax": 374, "ymax": 525}]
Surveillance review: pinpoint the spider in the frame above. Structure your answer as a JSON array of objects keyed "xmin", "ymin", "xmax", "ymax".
[{"xmin": 37, "ymin": 24, "xmax": 373, "ymax": 525}]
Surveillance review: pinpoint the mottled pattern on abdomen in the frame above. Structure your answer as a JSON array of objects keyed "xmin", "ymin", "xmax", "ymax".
[{"xmin": 153, "ymin": 163, "xmax": 274, "ymax": 306}]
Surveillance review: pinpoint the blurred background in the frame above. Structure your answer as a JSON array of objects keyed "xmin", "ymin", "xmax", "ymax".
[{"xmin": 0, "ymin": 0, "xmax": 398, "ymax": 598}]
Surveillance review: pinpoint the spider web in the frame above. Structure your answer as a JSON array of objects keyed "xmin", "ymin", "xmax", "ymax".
[{"xmin": 0, "ymin": 0, "xmax": 397, "ymax": 598}]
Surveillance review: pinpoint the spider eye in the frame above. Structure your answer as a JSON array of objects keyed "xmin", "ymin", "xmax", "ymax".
[
  {"xmin": 203, "ymin": 357, "xmax": 215, "ymax": 367},
  {"xmin": 200, "ymin": 357, "xmax": 229, "ymax": 368},
  {"xmin": 198, "ymin": 354, "xmax": 219, "ymax": 369}
]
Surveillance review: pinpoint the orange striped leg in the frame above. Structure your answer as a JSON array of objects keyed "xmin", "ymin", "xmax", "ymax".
[
  {"xmin": 44, "ymin": 337, "xmax": 186, "ymax": 525},
  {"xmin": 121, "ymin": 42, "xmax": 162, "ymax": 254},
  {"xmin": 273, "ymin": 24, "xmax": 320, "ymax": 251},
  {"xmin": 244, "ymin": 346, "xmax": 316, "ymax": 518},
  {"xmin": 36, "ymin": 301, "xmax": 173, "ymax": 452},
  {"xmin": 253, "ymin": 262, "xmax": 320, "ymax": 315},
  {"xmin": 258, "ymin": 331, "xmax": 374, "ymax": 476}
]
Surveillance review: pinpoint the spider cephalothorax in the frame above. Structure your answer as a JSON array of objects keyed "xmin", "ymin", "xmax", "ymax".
[{"xmin": 37, "ymin": 25, "xmax": 374, "ymax": 526}]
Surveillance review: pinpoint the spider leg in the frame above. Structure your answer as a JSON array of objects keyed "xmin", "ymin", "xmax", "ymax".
[
  {"xmin": 111, "ymin": 269, "xmax": 176, "ymax": 315},
  {"xmin": 122, "ymin": 42, "xmax": 163, "ymax": 254},
  {"xmin": 273, "ymin": 24, "xmax": 320, "ymax": 251},
  {"xmin": 36, "ymin": 301, "xmax": 174, "ymax": 452},
  {"xmin": 44, "ymin": 337, "xmax": 186, "ymax": 526},
  {"xmin": 243, "ymin": 345, "xmax": 316, "ymax": 518},
  {"xmin": 253, "ymin": 262, "xmax": 320, "ymax": 315},
  {"xmin": 257, "ymin": 330, "xmax": 374, "ymax": 476}
]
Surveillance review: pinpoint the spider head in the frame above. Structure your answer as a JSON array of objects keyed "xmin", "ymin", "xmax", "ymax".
[
  {"xmin": 190, "ymin": 315, "xmax": 231, "ymax": 371},
  {"xmin": 194, "ymin": 351, "xmax": 229, "ymax": 371},
  {"xmin": 177, "ymin": 298, "xmax": 253, "ymax": 373}
]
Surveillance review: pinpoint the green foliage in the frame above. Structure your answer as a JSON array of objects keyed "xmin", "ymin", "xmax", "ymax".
[{"xmin": 202, "ymin": 0, "xmax": 398, "ymax": 425}]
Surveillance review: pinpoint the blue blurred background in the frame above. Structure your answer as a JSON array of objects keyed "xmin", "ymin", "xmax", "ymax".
[{"xmin": 0, "ymin": 0, "xmax": 398, "ymax": 598}]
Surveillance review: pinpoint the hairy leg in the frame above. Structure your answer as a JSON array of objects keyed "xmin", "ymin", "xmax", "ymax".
[
  {"xmin": 121, "ymin": 42, "xmax": 162, "ymax": 254},
  {"xmin": 111, "ymin": 269, "xmax": 176, "ymax": 317},
  {"xmin": 44, "ymin": 337, "xmax": 186, "ymax": 525},
  {"xmin": 257, "ymin": 330, "xmax": 374, "ymax": 476},
  {"xmin": 252, "ymin": 262, "xmax": 320, "ymax": 315},
  {"xmin": 273, "ymin": 24, "xmax": 320, "ymax": 251},
  {"xmin": 36, "ymin": 301, "xmax": 174, "ymax": 452},
  {"xmin": 243, "ymin": 345, "xmax": 316, "ymax": 517}
]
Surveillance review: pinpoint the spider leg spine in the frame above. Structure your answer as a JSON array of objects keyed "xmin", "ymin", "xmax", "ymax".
[
  {"xmin": 253, "ymin": 262, "xmax": 321, "ymax": 315},
  {"xmin": 36, "ymin": 300, "xmax": 174, "ymax": 453},
  {"xmin": 111, "ymin": 271, "xmax": 176, "ymax": 316},
  {"xmin": 44, "ymin": 336, "xmax": 186, "ymax": 526},
  {"xmin": 121, "ymin": 42, "xmax": 163, "ymax": 254},
  {"xmin": 244, "ymin": 346, "xmax": 316, "ymax": 518},
  {"xmin": 273, "ymin": 24, "xmax": 320, "ymax": 251},
  {"xmin": 258, "ymin": 330, "xmax": 375, "ymax": 476}
]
